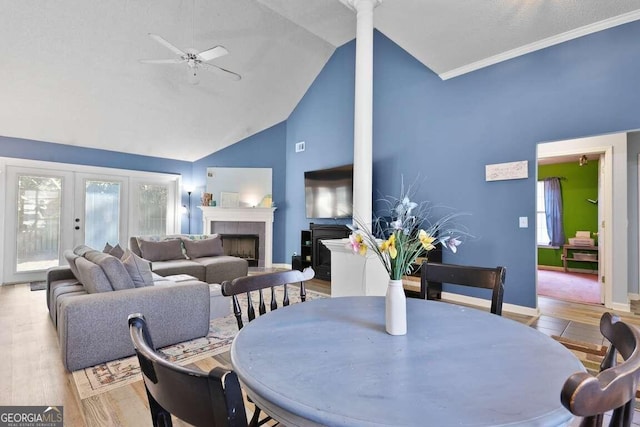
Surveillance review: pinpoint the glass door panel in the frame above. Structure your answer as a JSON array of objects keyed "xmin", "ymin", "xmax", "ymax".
[
  {"xmin": 3, "ymin": 166, "xmax": 73, "ymax": 284},
  {"xmin": 75, "ymin": 174, "xmax": 127, "ymax": 248},
  {"xmin": 16, "ymin": 175, "xmax": 63, "ymax": 272},
  {"xmin": 83, "ymin": 180, "xmax": 121, "ymax": 249}
]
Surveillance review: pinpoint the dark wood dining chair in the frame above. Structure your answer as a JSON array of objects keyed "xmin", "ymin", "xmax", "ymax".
[
  {"xmin": 221, "ymin": 267, "xmax": 315, "ymax": 330},
  {"xmin": 561, "ymin": 312, "xmax": 640, "ymax": 427},
  {"xmin": 221, "ymin": 267, "xmax": 314, "ymax": 426},
  {"xmin": 417, "ymin": 261, "xmax": 506, "ymax": 315},
  {"xmin": 128, "ymin": 314, "xmax": 248, "ymax": 427}
]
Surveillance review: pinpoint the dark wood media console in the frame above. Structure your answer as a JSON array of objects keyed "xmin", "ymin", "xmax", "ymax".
[{"xmin": 295, "ymin": 224, "xmax": 351, "ymax": 281}]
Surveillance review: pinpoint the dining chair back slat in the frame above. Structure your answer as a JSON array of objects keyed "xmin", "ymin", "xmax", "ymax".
[
  {"xmin": 128, "ymin": 313, "xmax": 248, "ymax": 427},
  {"xmin": 561, "ymin": 312, "xmax": 640, "ymax": 427},
  {"xmin": 419, "ymin": 261, "xmax": 506, "ymax": 315},
  {"xmin": 221, "ymin": 268, "xmax": 314, "ymax": 330}
]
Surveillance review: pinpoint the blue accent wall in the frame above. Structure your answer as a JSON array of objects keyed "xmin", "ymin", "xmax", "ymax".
[
  {"xmin": 285, "ymin": 39, "xmax": 356, "ymax": 259},
  {"xmin": 192, "ymin": 122, "xmax": 287, "ymax": 263},
  {"xmin": 285, "ymin": 21, "xmax": 640, "ymax": 308}
]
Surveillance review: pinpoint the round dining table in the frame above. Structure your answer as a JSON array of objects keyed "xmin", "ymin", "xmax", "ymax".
[{"xmin": 230, "ymin": 296, "xmax": 585, "ymax": 426}]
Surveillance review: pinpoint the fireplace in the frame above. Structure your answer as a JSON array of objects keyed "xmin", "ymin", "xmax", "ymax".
[
  {"xmin": 200, "ymin": 207, "xmax": 276, "ymax": 268},
  {"xmin": 220, "ymin": 234, "xmax": 259, "ymax": 267}
]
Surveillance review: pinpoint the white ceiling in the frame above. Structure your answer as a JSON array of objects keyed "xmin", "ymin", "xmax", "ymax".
[{"xmin": 1, "ymin": 1, "xmax": 639, "ymax": 161}]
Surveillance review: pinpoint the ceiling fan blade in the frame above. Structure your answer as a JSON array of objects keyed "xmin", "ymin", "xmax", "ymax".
[
  {"xmin": 200, "ymin": 63, "xmax": 241, "ymax": 81},
  {"xmin": 197, "ymin": 46, "xmax": 228, "ymax": 62},
  {"xmin": 139, "ymin": 59, "xmax": 187, "ymax": 64},
  {"xmin": 148, "ymin": 33, "xmax": 186, "ymax": 57}
]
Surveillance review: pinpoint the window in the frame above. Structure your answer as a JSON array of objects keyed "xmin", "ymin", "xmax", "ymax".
[{"xmin": 536, "ymin": 181, "xmax": 550, "ymax": 246}]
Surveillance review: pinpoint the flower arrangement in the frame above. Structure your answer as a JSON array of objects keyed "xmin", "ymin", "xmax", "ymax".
[{"xmin": 347, "ymin": 180, "xmax": 469, "ymax": 281}]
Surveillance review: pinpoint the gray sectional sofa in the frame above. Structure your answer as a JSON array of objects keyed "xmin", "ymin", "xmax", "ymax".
[
  {"xmin": 47, "ymin": 245, "xmax": 215, "ymax": 371},
  {"xmin": 129, "ymin": 234, "xmax": 249, "ymax": 283}
]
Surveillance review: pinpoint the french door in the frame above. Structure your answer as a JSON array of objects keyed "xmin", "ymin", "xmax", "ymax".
[{"xmin": 2, "ymin": 159, "xmax": 180, "ymax": 285}]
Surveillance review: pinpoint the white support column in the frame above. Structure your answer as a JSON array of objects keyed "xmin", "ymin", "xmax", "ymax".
[
  {"xmin": 326, "ymin": 0, "xmax": 384, "ymax": 298},
  {"xmin": 342, "ymin": 0, "xmax": 381, "ymax": 229}
]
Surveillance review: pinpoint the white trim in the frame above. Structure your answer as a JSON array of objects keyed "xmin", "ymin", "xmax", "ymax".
[
  {"xmin": 440, "ymin": 10, "xmax": 640, "ymax": 80},
  {"xmin": 441, "ymin": 291, "xmax": 539, "ymax": 317},
  {"xmin": 612, "ymin": 302, "xmax": 631, "ymax": 313},
  {"xmin": 536, "ymin": 137, "xmax": 620, "ymax": 309}
]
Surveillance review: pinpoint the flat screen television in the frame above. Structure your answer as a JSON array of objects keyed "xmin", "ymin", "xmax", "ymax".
[{"xmin": 305, "ymin": 164, "xmax": 353, "ymax": 219}]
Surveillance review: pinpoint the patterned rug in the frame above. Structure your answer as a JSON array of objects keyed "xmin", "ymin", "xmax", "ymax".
[{"xmin": 72, "ymin": 286, "xmax": 326, "ymax": 399}]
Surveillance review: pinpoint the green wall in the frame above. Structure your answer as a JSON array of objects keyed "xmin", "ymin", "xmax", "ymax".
[{"xmin": 537, "ymin": 161, "xmax": 599, "ymax": 268}]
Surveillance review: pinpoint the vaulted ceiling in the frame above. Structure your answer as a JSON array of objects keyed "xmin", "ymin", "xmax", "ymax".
[{"xmin": 1, "ymin": 1, "xmax": 639, "ymax": 161}]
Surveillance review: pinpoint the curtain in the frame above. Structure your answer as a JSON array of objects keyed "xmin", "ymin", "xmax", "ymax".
[{"xmin": 544, "ymin": 177, "xmax": 565, "ymax": 247}]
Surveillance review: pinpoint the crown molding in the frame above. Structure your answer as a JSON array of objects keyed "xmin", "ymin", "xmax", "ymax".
[{"xmin": 439, "ymin": 10, "xmax": 640, "ymax": 81}]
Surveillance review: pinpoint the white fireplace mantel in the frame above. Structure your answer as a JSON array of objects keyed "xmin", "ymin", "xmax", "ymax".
[{"xmin": 199, "ymin": 207, "xmax": 277, "ymax": 268}]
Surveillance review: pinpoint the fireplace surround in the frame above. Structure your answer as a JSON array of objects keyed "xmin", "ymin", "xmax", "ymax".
[{"xmin": 200, "ymin": 207, "xmax": 276, "ymax": 268}]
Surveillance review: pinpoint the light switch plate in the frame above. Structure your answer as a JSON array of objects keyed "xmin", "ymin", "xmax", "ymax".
[
  {"xmin": 519, "ymin": 216, "xmax": 528, "ymax": 228},
  {"xmin": 295, "ymin": 141, "xmax": 305, "ymax": 152}
]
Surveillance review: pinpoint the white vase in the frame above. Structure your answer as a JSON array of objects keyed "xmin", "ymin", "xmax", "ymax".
[{"xmin": 385, "ymin": 279, "xmax": 407, "ymax": 335}]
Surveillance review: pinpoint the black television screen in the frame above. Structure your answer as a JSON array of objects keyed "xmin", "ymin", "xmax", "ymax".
[{"xmin": 305, "ymin": 164, "xmax": 353, "ymax": 219}]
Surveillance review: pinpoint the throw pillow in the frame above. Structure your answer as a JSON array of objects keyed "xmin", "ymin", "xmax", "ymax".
[
  {"xmin": 75, "ymin": 256, "xmax": 114, "ymax": 293},
  {"xmin": 109, "ymin": 244, "xmax": 125, "ymax": 259},
  {"xmin": 182, "ymin": 235, "xmax": 224, "ymax": 258},
  {"xmin": 122, "ymin": 250, "xmax": 154, "ymax": 287},
  {"xmin": 138, "ymin": 239, "xmax": 186, "ymax": 262},
  {"xmin": 84, "ymin": 250, "xmax": 135, "ymax": 291},
  {"xmin": 103, "ymin": 242, "xmax": 113, "ymax": 253}
]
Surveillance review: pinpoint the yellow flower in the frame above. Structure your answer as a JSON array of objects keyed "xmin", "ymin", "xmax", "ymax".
[
  {"xmin": 380, "ymin": 233, "xmax": 398, "ymax": 259},
  {"xmin": 419, "ymin": 229, "xmax": 436, "ymax": 251}
]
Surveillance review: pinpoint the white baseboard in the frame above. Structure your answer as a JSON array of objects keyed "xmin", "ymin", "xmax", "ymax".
[
  {"xmin": 441, "ymin": 291, "xmax": 539, "ymax": 317},
  {"xmin": 274, "ymin": 263, "xmax": 292, "ymax": 270},
  {"xmin": 611, "ymin": 302, "xmax": 631, "ymax": 313}
]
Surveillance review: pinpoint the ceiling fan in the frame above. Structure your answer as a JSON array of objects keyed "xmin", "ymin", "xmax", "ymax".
[{"xmin": 140, "ymin": 33, "xmax": 241, "ymax": 81}]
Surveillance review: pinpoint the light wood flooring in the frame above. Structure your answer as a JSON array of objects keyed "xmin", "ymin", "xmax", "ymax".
[{"xmin": 2, "ymin": 279, "xmax": 640, "ymax": 426}]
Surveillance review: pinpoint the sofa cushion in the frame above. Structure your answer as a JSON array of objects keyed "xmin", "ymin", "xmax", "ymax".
[
  {"xmin": 84, "ymin": 250, "xmax": 135, "ymax": 291},
  {"xmin": 122, "ymin": 250, "xmax": 153, "ymax": 287},
  {"xmin": 181, "ymin": 235, "xmax": 223, "ymax": 259},
  {"xmin": 138, "ymin": 239, "xmax": 186, "ymax": 262},
  {"xmin": 48, "ymin": 279, "xmax": 84, "ymax": 325},
  {"xmin": 150, "ymin": 259, "xmax": 206, "ymax": 281},
  {"xmin": 74, "ymin": 256, "xmax": 113, "ymax": 293},
  {"xmin": 195, "ymin": 256, "xmax": 249, "ymax": 284},
  {"xmin": 73, "ymin": 244, "xmax": 94, "ymax": 257},
  {"xmin": 63, "ymin": 250, "xmax": 81, "ymax": 281}
]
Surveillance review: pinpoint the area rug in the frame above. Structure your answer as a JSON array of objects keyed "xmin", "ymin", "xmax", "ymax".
[
  {"xmin": 72, "ymin": 286, "xmax": 326, "ymax": 399},
  {"xmin": 30, "ymin": 281, "xmax": 47, "ymax": 291},
  {"xmin": 537, "ymin": 269, "xmax": 601, "ymax": 305}
]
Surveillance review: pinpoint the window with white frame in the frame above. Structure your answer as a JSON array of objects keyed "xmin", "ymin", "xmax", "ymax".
[{"xmin": 536, "ymin": 181, "xmax": 550, "ymax": 245}]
